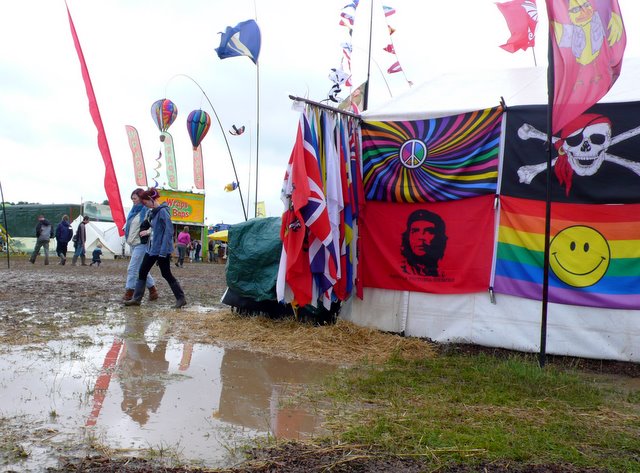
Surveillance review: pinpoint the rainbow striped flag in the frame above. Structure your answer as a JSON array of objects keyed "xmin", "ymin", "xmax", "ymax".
[
  {"xmin": 494, "ymin": 195, "xmax": 640, "ymax": 309},
  {"xmin": 362, "ymin": 107, "xmax": 502, "ymax": 202}
]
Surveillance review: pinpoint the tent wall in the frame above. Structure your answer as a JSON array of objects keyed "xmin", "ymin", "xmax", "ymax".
[
  {"xmin": 346, "ymin": 289, "xmax": 640, "ymax": 362},
  {"xmin": 346, "ymin": 59, "xmax": 640, "ymax": 363}
]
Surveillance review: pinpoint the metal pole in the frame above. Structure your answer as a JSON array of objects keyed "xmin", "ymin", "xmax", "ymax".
[
  {"xmin": 173, "ymin": 74, "xmax": 248, "ymax": 221},
  {"xmin": 0, "ymin": 180, "xmax": 10, "ymax": 268}
]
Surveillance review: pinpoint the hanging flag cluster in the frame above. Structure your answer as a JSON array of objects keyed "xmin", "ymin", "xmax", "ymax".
[
  {"xmin": 277, "ymin": 106, "xmax": 365, "ymax": 309},
  {"xmin": 330, "ymin": 1, "xmax": 359, "ymax": 102},
  {"xmin": 380, "ymin": 5, "xmax": 411, "ymax": 85},
  {"xmin": 496, "ymin": 0, "xmax": 538, "ymax": 53}
]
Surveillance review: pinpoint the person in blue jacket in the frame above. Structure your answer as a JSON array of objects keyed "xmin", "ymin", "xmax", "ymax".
[
  {"xmin": 54, "ymin": 214, "xmax": 73, "ymax": 265},
  {"xmin": 124, "ymin": 188, "xmax": 186, "ymax": 308}
]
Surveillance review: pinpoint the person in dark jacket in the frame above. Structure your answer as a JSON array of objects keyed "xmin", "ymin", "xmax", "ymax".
[
  {"xmin": 72, "ymin": 216, "xmax": 90, "ymax": 266},
  {"xmin": 55, "ymin": 215, "xmax": 74, "ymax": 265},
  {"xmin": 125, "ymin": 188, "xmax": 186, "ymax": 308},
  {"xmin": 30, "ymin": 215, "xmax": 54, "ymax": 265}
]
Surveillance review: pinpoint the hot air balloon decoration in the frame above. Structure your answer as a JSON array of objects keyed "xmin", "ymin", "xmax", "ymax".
[
  {"xmin": 151, "ymin": 99, "xmax": 178, "ymax": 142},
  {"xmin": 187, "ymin": 110, "xmax": 211, "ymax": 190}
]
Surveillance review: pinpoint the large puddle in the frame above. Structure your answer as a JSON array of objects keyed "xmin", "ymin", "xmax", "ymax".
[{"xmin": 0, "ymin": 311, "xmax": 335, "ymax": 471}]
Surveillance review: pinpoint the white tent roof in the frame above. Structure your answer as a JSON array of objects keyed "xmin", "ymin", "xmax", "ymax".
[
  {"xmin": 71, "ymin": 217, "xmax": 126, "ymax": 258},
  {"xmin": 363, "ymin": 57, "xmax": 640, "ymax": 121}
]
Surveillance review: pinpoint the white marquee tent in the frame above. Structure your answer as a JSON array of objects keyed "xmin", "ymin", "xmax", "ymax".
[
  {"xmin": 71, "ymin": 217, "xmax": 127, "ymax": 259},
  {"xmin": 344, "ymin": 59, "xmax": 640, "ymax": 362}
]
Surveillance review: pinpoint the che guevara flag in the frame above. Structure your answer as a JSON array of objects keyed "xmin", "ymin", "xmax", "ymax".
[
  {"xmin": 361, "ymin": 195, "xmax": 495, "ymax": 294},
  {"xmin": 494, "ymin": 195, "xmax": 640, "ymax": 309},
  {"xmin": 547, "ymin": 0, "xmax": 626, "ymax": 134}
]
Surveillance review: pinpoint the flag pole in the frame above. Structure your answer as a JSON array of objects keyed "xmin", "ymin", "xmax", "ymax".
[
  {"xmin": 0, "ymin": 179, "xmax": 10, "ymax": 269},
  {"xmin": 254, "ymin": 1, "xmax": 260, "ymax": 219},
  {"xmin": 539, "ymin": 24, "xmax": 555, "ymax": 369},
  {"xmin": 362, "ymin": 0, "xmax": 375, "ymax": 111},
  {"xmin": 255, "ymin": 61, "xmax": 260, "ymax": 218}
]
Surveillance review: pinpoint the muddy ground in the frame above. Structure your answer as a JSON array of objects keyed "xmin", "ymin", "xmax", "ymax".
[{"xmin": 1, "ymin": 255, "xmax": 638, "ymax": 472}]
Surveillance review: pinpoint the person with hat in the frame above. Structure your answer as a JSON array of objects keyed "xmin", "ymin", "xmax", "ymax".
[
  {"xmin": 30, "ymin": 215, "xmax": 54, "ymax": 265},
  {"xmin": 124, "ymin": 188, "xmax": 186, "ymax": 308}
]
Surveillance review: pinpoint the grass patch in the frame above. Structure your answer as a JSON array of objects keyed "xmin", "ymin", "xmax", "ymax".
[{"xmin": 316, "ymin": 352, "xmax": 640, "ymax": 471}]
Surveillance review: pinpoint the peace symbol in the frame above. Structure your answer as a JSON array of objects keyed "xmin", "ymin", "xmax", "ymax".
[{"xmin": 399, "ymin": 139, "xmax": 427, "ymax": 169}]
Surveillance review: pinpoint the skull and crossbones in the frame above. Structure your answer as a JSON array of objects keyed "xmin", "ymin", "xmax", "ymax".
[{"xmin": 516, "ymin": 114, "xmax": 640, "ymax": 193}]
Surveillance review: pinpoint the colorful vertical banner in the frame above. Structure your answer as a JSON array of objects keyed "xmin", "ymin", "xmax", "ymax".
[
  {"xmin": 193, "ymin": 145, "xmax": 205, "ymax": 190},
  {"xmin": 161, "ymin": 132, "xmax": 178, "ymax": 190},
  {"xmin": 494, "ymin": 195, "xmax": 640, "ymax": 309},
  {"xmin": 65, "ymin": 2, "xmax": 125, "ymax": 236},
  {"xmin": 125, "ymin": 125, "xmax": 147, "ymax": 187},
  {"xmin": 361, "ymin": 195, "xmax": 495, "ymax": 294},
  {"xmin": 546, "ymin": 0, "xmax": 626, "ymax": 133},
  {"xmin": 362, "ymin": 107, "xmax": 502, "ymax": 202}
]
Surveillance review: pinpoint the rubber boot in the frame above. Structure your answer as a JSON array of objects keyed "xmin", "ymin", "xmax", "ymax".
[
  {"xmin": 123, "ymin": 289, "xmax": 134, "ymax": 301},
  {"xmin": 148, "ymin": 285, "xmax": 159, "ymax": 301},
  {"xmin": 169, "ymin": 280, "xmax": 187, "ymax": 308},
  {"xmin": 71, "ymin": 256, "xmax": 78, "ymax": 266},
  {"xmin": 124, "ymin": 280, "xmax": 146, "ymax": 306},
  {"xmin": 81, "ymin": 255, "xmax": 88, "ymax": 266}
]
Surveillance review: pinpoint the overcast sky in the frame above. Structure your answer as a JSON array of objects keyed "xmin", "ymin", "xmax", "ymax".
[{"xmin": 1, "ymin": 0, "xmax": 639, "ymax": 225}]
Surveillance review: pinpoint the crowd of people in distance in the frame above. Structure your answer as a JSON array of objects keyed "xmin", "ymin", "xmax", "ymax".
[{"xmin": 28, "ymin": 187, "xmax": 228, "ymax": 310}]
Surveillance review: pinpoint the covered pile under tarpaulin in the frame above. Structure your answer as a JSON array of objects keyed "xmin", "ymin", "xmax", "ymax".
[{"xmin": 341, "ymin": 60, "xmax": 640, "ymax": 363}]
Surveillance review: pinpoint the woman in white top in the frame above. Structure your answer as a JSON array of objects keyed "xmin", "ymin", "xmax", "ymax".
[{"xmin": 123, "ymin": 188, "xmax": 158, "ymax": 301}]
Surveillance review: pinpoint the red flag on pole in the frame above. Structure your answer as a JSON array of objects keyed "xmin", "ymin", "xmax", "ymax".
[
  {"xmin": 66, "ymin": 2, "xmax": 126, "ymax": 235},
  {"xmin": 546, "ymin": 0, "xmax": 626, "ymax": 133},
  {"xmin": 496, "ymin": 0, "xmax": 538, "ymax": 53}
]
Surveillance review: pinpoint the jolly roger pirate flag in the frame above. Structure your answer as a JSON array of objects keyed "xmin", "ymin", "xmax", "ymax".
[
  {"xmin": 361, "ymin": 195, "xmax": 495, "ymax": 294},
  {"xmin": 501, "ymin": 102, "xmax": 640, "ymax": 204}
]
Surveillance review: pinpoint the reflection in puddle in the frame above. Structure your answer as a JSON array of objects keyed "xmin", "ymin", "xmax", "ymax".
[{"xmin": 0, "ymin": 312, "xmax": 335, "ymax": 471}]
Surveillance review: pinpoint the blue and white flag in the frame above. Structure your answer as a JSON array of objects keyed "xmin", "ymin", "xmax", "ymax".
[{"xmin": 215, "ymin": 19, "xmax": 261, "ymax": 64}]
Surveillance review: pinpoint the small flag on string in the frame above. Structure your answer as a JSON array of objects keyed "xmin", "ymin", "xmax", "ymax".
[{"xmin": 224, "ymin": 181, "xmax": 239, "ymax": 192}]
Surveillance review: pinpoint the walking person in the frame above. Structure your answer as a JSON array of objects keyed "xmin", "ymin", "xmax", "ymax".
[
  {"xmin": 208, "ymin": 238, "xmax": 215, "ymax": 263},
  {"xmin": 54, "ymin": 215, "xmax": 73, "ymax": 265},
  {"xmin": 125, "ymin": 188, "xmax": 186, "ymax": 308},
  {"xmin": 123, "ymin": 188, "xmax": 158, "ymax": 302},
  {"xmin": 30, "ymin": 215, "xmax": 54, "ymax": 265},
  {"xmin": 175, "ymin": 226, "xmax": 190, "ymax": 267},
  {"xmin": 72, "ymin": 216, "xmax": 90, "ymax": 266}
]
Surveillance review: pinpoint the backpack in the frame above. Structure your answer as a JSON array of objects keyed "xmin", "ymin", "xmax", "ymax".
[{"xmin": 38, "ymin": 224, "xmax": 52, "ymax": 241}]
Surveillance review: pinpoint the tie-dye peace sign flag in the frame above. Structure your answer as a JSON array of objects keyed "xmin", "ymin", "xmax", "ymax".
[{"xmin": 362, "ymin": 107, "xmax": 502, "ymax": 202}]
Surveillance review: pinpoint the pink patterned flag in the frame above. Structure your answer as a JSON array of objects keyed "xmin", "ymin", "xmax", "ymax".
[
  {"xmin": 547, "ymin": 0, "xmax": 626, "ymax": 133},
  {"xmin": 193, "ymin": 145, "xmax": 205, "ymax": 190},
  {"xmin": 161, "ymin": 132, "xmax": 178, "ymax": 190},
  {"xmin": 125, "ymin": 126, "xmax": 147, "ymax": 187}
]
